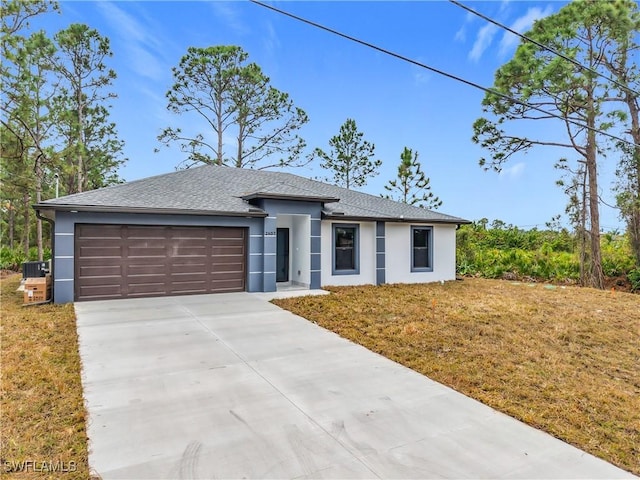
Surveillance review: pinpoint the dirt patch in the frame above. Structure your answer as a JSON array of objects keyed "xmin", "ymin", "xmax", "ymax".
[
  {"xmin": 0, "ymin": 269, "xmax": 19, "ymax": 279},
  {"xmin": 605, "ymin": 275, "xmax": 633, "ymax": 293}
]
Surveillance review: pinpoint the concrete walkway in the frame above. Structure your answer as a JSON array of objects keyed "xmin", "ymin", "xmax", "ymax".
[{"xmin": 75, "ymin": 292, "xmax": 635, "ymax": 479}]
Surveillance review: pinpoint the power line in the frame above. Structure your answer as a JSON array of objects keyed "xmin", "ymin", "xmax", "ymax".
[
  {"xmin": 449, "ymin": 0, "xmax": 640, "ymax": 97},
  {"xmin": 249, "ymin": 0, "xmax": 640, "ymax": 150}
]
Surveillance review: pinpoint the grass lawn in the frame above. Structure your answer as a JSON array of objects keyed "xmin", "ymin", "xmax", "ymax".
[
  {"xmin": 1, "ymin": 274, "xmax": 89, "ymax": 479},
  {"xmin": 273, "ymin": 278, "xmax": 640, "ymax": 475}
]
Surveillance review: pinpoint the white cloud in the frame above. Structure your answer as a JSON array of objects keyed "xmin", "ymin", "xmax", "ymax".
[
  {"xmin": 454, "ymin": 10, "xmax": 476, "ymax": 42},
  {"xmin": 499, "ymin": 162, "xmax": 526, "ymax": 180},
  {"xmin": 95, "ymin": 2, "xmax": 166, "ymax": 80},
  {"xmin": 468, "ymin": 23, "xmax": 498, "ymax": 62},
  {"xmin": 499, "ymin": 5, "xmax": 554, "ymax": 57},
  {"xmin": 210, "ymin": 2, "xmax": 248, "ymax": 36},
  {"xmin": 499, "ymin": 0, "xmax": 511, "ymax": 14},
  {"xmin": 263, "ymin": 20, "xmax": 280, "ymax": 56}
]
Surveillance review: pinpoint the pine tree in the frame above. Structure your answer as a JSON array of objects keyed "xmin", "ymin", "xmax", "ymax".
[
  {"xmin": 384, "ymin": 147, "xmax": 441, "ymax": 209},
  {"xmin": 314, "ymin": 118, "xmax": 381, "ymax": 189}
]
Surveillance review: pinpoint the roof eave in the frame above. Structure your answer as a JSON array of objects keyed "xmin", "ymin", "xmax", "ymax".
[
  {"xmin": 241, "ymin": 192, "xmax": 340, "ymax": 203},
  {"xmin": 322, "ymin": 213, "xmax": 471, "ymax": 224},
  {"xmin": 33, "ymin": 203, "xmax": 268, "ymax": 218}
]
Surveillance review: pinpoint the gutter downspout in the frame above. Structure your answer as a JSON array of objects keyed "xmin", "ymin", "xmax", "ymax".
[{"xmin": 34, "ymin": 208, "xmax": 55, "ymax": 303}]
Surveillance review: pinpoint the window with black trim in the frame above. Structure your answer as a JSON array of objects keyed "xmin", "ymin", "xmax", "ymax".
[
  {"xmin": 412, "ymin": 226, "xmax": 433, "ymax": 271},
  {"xmin": 333, "ymin": 224, "xmax": 359, "ymax": 274}
]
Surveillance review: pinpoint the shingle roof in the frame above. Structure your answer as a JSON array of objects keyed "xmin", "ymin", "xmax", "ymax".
[{"xmin": 37, "ymin": 165, "xmax": 469, "ymax": 224}]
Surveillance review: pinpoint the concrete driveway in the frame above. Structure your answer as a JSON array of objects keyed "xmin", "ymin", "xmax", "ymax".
[{"xmin": 75, "ymin": 292, "xmax": 635, "ymax": 479}]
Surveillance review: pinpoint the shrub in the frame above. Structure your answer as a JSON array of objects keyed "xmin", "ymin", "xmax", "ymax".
[
  {"xmin": 628, "ymin": 269, "xmax": 640, "ymax": 292},
  {"xmin": 0, "ymin": 246, "xmax": 52, "ymax": 271},
  {"xmin": 0, "ymin": 247, "xmax": 27, "ymax": 271},
  {"xmin": 456, "ymin": 221, "xmax": 634, "ymax": 286}
]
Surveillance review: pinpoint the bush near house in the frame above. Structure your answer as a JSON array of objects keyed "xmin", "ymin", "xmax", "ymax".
[
  {"xmin": 456, "ymin": 221, "xmax": 637, "ymax": 290},
  {"xmin": 0, "ymin": 246, "xmax": 52, "ymax": 272}
]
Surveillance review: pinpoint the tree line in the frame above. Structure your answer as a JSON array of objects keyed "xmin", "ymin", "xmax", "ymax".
[
  {"xmin": 2, "ymin": 0, "xmax": 639, "ymax": 291},
  {"xmin": 456, "ymin": 219, "xmax": 639, "ymax": 293},
  {"xmin": 156, "ymin": 44, "xmax": 440, "ymax": 204},
  {"xmin": 472, "ymin": 0, "xmax": 640, "ymax": 288},
  {"xmin": 1, "ymin": 0, "xmax": 125, "ymax": 261},
  {"xmin": 1, "ymin": 5, "xmax": 440, "ymax": 265}
]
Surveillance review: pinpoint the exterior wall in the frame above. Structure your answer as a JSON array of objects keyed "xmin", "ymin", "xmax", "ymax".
[
  {"xmin": 52, "ymin": 211, "xmax": 264, "ymax": 304},
  {"xmin": 255, "ymin": 199, "xmax": 322, "ymax": 291},
  {"xmin": 292, "ymin": 215, "xmax": 311, "ymax": 287},
  {"xmin": 276, "ymin": 214, "xmax": 311, "ymax": 287},
  {"xmin": 385, "ymin": 223, "xmax": 457, "ymax": 284},
  {"xmin": 276, "ymin": 215, "xmax": 293, "ymax": 283},
  {"xmin": 51, "ymin": 204, "xmax": 458, "ymax": 302},
  {"xmin": 376, "ymin": 221, "xmax": 385, "ymax": 285},
  {"xmin": 321, "ymin": 220, "xmax": 377, "ymax": 286}
]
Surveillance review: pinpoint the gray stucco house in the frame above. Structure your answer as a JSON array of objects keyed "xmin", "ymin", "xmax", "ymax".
[{"xmin": 35, "ymin": 165, "xmax": 469, "ymax": 303}]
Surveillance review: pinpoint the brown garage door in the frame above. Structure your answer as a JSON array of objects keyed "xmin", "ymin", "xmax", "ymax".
[{"xmin": 75, "ymin": 224, "xmax": 246, "ymax": 301}]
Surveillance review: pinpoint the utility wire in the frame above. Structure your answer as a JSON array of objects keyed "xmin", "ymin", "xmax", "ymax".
[
  {"xmin": 250, "ymin": 0, "xmax": 640, "ymax": 150},
  {"xmin": 449, "ymin": 0, "xmax": 640, "ymax": 97},
  {"xmin": 449, "ymin": 0, "xmax": 640, "ymax": 125}
]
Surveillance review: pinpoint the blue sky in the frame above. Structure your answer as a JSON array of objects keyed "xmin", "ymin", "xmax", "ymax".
[{"xmin": 31, "ymin": 1, "xmax": 625, "ymax": 230}]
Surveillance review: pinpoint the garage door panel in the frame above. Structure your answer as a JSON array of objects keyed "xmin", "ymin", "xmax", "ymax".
[
  {"xmin": 128, "ymin": 272, "xmax": 170, "ymax": 282},
  {"xmin": 170, "ymin": 265, "xmax": 206, "ymax": 275},
  {"xmin": 78, "ymin": 257, "xmax": 124, "ymax": 267},
  {"xmin": 75, "ymin": 224, "xmax": 246, "ymax": 301},
  {"xmin": 171, "ymin": 230, "xmax": 208, "ymax": 237},
  {"xmin": 210, "ymin": 281, "xmax": 244, "ymax": 292},
  {"xmin": 208, "ymin": 238, "xmax": 244, "ymax": 247},
  {"xmin": 210, "ymin": 271, "xmax": 244, "ymax": 280},
  {"xmin": 211, "ymin": 246, "xmax": 244, "ymax": 255},
  {"xmin": 127, "ymin": 284, "xmax": 168, "ymax": 296},
  {"xmin": 126, "ymin": 236, "xmax": 168, "ymax": 244},
  {"xmin": 78, "ymin": 246, "xmax": 123, "ymax": 258},
  {"xmin": 171, "ymin": 258, "xmax": 208, "ymax": 266},
  {"xmin": 170, "ymin": 281, "xmax": 208, "ymax": 292},
  {"xmin": 171, "ymin": 248, "xmax": 207, "ymax": 257},
  {"xmin": 77, "ymin": 285, "xmax": 123, "ymax": 299},
  {"xmin": 126, "ymin": 257, "xmax": 167, "ymax": 265},
  {"xmin": 211, "ymin": 260, "xmax": 244, "ymax": 273},
  {"xmin": 127, "ymin": 247, "xmax": 167, "ymax": 257},
  {"xmin": 78, "ymin": 224, "xmax": 122, "ymax": 238},
  {"xmin": 211, "ymin": 228, "xmax": 244, "ymax": 239},
  {"xmin": 209, "ymin": 256, "xmax": 246, "ymax": 265},
  {"xmin": 126, "ymin": 226, "xmax": 167, "ymax": 238},
  {"xmin": 77, "ymin": 275, "xmax": 123, "ymax": 286},
  {"xmin": 170, "ymin": 271, "xmax": 206, "ymax": 278},
  {"xmin": 128, "ymin": 264, "xmax": 166, "ymax": 275},
  {"xmin": 204, "ymin": 263, "xmax": 242, "ymax": 273},
  {"xmin": 79, "ymin": 265, "xmax": 122, "ymax": 277},
  {"xmin": 171, "ymin": 235, "xmax": 208, "ymax": 242}
]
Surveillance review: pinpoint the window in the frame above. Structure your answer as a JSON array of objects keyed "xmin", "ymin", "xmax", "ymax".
[
  {"xmin": 333, "ymin": 224, "xmax": 359, "ymax": 274},
  {"xmin": 412, "ymin": 226, "xmax": 433, "ymax": 271}
]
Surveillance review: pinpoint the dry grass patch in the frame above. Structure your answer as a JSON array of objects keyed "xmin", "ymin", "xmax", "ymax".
[
  {"xmin": 273, "ymin": 278, "xmax": 640, "ymax": 475},
  {"xmin": 1, "ymin": 274, "xmax": 89, "ymax": 479}
]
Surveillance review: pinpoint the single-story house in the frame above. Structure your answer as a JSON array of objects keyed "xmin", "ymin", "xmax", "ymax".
[{"xmin": 35, "ymin": 165, "xmax": 470, "ymax": 303}]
